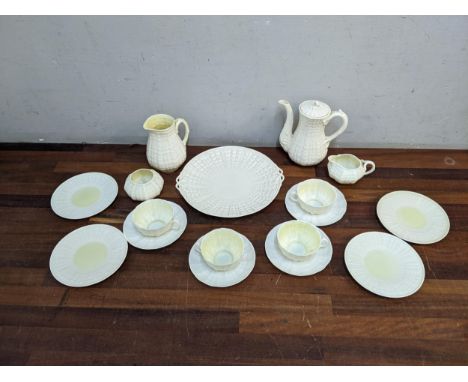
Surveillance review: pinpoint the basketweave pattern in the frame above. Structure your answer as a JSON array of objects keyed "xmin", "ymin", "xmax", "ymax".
[
  {"xmin": 147, "ymin": 142, "xmax": 186, "ymax": 173},
  {"xmin": 124, "ymin": 170, "xmax": 164, "ymax": 201},
  {"xmin": 327, "ymin": 163, "xmax": 361, "ymax": 184},
  {"xmin": 288, "ymin": 119, "xmax": 329, "ymax": 166},
  {"xmin": 176, "ymin": 146, "xmax": 284, "ymax": 218}
]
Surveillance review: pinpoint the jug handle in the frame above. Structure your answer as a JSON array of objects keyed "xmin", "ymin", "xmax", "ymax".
[
  {"xmin": 323, "ymin": 109, "xmax": 348, "ymax": 145},
  {"xmin": 362, "ymin": 160, "xmax": 376, "ymax": 175},
  {"xmin": 175, "ymin": 118, "xmax": 190, "ymax": 145}
]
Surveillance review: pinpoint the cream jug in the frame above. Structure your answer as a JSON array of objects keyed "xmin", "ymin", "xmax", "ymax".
[
  {"xmin": 327, "ymin": 154, "xmax": 375, "ymax": 184},
  {"xmin": 143, "ymin": 114, "xmax": 189, "ymax": 173},
  {"xmin": 278, "ymin": 100, "xmax": 348, "ymax": 166}
]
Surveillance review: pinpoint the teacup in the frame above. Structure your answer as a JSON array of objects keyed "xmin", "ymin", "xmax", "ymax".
[
  {"xmin": 277, "ymin": 221, "xmax": 329, "ymax": 262},
  {"xmin": 290, "ymin": 179, "xmax": 336, "ymax": 215},
  {"xmin": 197, "ymin": 228, "xmax": 244, "ymax": 272},
  {"xmin": 132, "ymin": 199, "xmax": 179, "ymax": 237},
  {"xmin": 327, "ymin": 154, "xmax": 376, "ymax": 184}
]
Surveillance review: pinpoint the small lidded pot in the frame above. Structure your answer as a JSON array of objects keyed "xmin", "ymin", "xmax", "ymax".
[
  {"xmin": 124, "ymin": 168, "xmax": 164, "ymax": 201},
  {"xmin": 327, "ymin": 154, "xmax": 375, "ymax": 184}
]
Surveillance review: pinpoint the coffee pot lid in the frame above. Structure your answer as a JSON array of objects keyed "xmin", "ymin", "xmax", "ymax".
[{"xmin": 299, "ymin": 100, "xmax": 331, "ymax": 119}]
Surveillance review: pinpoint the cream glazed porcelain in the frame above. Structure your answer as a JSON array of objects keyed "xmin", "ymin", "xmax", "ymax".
[
  {"xmin": 328, "ymin": 154, "xmax": 375, "ymax": 184},
  {"xmin": 290, "ymin": 179, "xmax": 337, "ymax": 215},
  {"xmin": 123, "ymin": 201, "xmax": 187, "ymax": 250},
  {"xmin": 276, "ymin": 220, "xmax": 329, "ymax": 262},
  {"xmin": 51, "ymin": 172, "xmax": 118, "ymax": 220},
  {"xmin": 265, "ymin": 221, "xmax": 333, "ymax": 277},
  {"xmin": 176, "ymin": 146, "xmax": 284, "ymax": 218},
  {"xmin": 124, "ymin": 168, "xmax": 164, "ymax": 201},
  {"xmin": 131, "ymin": 199, "xmax": 180, "ymax": 237},
  {"xmin": 197, "ymin": 228, "xmax": 244, "ymax": 272},
  {"xmin": 377, "ymin": 191, "xmax": 450, "ymax": 244},
  {"xmin": 144, "ymin": 113, "xmax": 190, "ymax": 173},
  {"xmin": 345, "ymin": 232, "xmax": 425, "ymax": 298},
  {"xmin": 278, "ymin": 100, "xmax": 348, "ymax": 166},
  {"xmin": 189, "ymin": 231, "xmax": 256, "ymax": 288},
  {"xmin": 49, "ymin": 224, "xmax": 128, "ymax": 287},
  {"xmin": 285, "ymin": 182, "xmax": 347, "ymax": 226}
]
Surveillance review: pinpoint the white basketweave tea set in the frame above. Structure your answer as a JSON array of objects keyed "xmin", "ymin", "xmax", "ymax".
[{"xmin": 49, "ymin": 99, "xmax": 450, "ymax": 297}]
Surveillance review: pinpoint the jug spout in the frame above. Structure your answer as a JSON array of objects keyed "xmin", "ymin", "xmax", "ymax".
[{"xmin": 278, "ymin": 99, "xmax": 294, "ymax": 152}]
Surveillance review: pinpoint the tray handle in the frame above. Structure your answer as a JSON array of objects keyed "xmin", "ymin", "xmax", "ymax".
[
  {"xmin": 175, "ymin": 175, "xmax": 183, "ymax": 190},
  {"xmin": 277, "ymin": 168, "xmax": 285, "ymax": 183}
]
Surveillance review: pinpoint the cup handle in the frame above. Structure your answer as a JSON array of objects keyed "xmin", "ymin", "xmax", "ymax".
[
  {"xmin": 175, "ymin": 118, "xmax": 190, "ymax": 146},
  {"xmin": 289, "ymin": 191, "xmax": 299, "ymax": 202},
  {"xmin": 171, "ymin": 219, "xmax": 180, "ymax": 231},
  {"xmin": 194, "ymin": 240, "xmax": 202, "ymax": 253},
  {"xmin": 362, "ymin": 160, "xmax": 376, "ymax": 175},
  {"xmin": 319, "ymin": 236, "xmax": 330, "ymax": 249}
]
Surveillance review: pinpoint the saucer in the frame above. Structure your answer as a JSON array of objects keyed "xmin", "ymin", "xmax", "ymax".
[
  {"xmin": 265, "ymin": 221, "xmax": 333, "ymax": 277},
  {"xmin": 285, "ymin": 182, "xmax": 347, "ymax": 226},
  {"xmin": 345, "ymin": 231, "xmax": 425, "ymax": 298},
  {"xmin": 123, "ymin": 200, "xmax": 187, "ymax": 250},
  {"xmin": 189, "ymin": 233, "xmax": 256, "ymax": 288},
  {"xmin": 50, "ymin": 224, "xmax": 128, "ymax": 287},
  {"xmin": 51, "ymin": 172, "xmax": 118, "ymax": 220},
  {"xmin": 377, "ymin": 191, "xmax": 450, "ymax": 244}
]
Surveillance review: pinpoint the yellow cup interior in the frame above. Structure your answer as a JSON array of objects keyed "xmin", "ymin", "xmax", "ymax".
[
  {"xmin": 297, "ymin": 179, "xmax": 336, "ymax": 208},
  {"xmin": 132, "ymin": 199, "xmax": 174, "ymax": 232},
  {"xmin": 277, "ymin": 221, "xmax": 321, "ymax": 259},
  {"xmin": 200, "ymin": 228, "xmax": 243, "ymax": 269}
]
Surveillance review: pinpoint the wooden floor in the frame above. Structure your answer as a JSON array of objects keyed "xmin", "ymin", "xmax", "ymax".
[{"xmin": 0, "ymin": 143, "xmax": 467, "ymax": 365}]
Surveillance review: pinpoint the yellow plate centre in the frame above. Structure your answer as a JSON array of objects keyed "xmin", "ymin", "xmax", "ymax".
[
  {"xmin": 73, "ymin": 242, "xmax": 108, "ymax": 271},
  {"xmin": 364, "ymin": 249, "xmax": 399, "ymax": 280},
  {"xmin": 397, "ymin": 207, "xmax": 427, "ymax": 229},
  {"xmin": 71, "ymin": 186, "xmax": 101, "ymax": 207}
]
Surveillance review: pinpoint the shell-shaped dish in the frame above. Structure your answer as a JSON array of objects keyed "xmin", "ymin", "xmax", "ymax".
[
  {"xmin": 200, "ymin": 228, "xmax": 244, "ymax": 272},
  {"xmin": 124, "ymin": 168, "xmax": 164, "ymax": 201},
  {"xmin": 176, "ymin": 146, "xmax": 284, "ymax": 218}
]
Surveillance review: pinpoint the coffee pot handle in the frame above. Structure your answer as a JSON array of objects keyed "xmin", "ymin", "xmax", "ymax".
[
  {"xmin": 323, "ymin": 109, "xmax": 348, "ymax": 145},
  {"xmin": 175, "ymin": 118, "xmax": 190, "ymax": 145}
]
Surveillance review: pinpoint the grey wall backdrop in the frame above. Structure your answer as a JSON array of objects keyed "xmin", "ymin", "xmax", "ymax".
[{"xmin": 1, "ymin": 16, "xmax": 467, "ymax": 148}]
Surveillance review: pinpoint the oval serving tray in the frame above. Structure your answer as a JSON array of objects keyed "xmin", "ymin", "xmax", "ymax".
[{"xmin": 176, "ymin": 146, "xmax": 284, "ymax": 218}]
